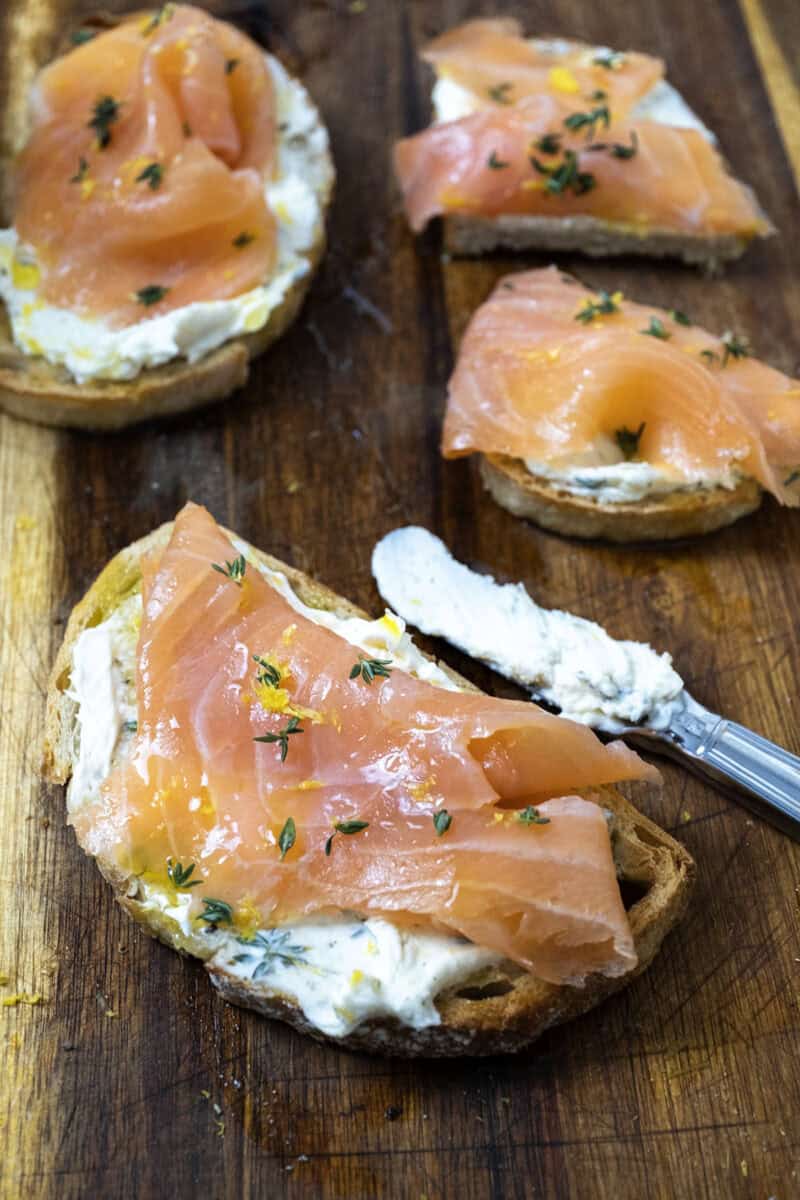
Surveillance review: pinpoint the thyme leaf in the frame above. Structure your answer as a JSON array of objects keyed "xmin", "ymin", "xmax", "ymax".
[
  {"xmin": 278, "ymin": 817, "xmax": 296, "ymax": 860},
  {"xmin": 488, "ymin": 81, "xmax": 513, "ymax": 105},
  {"xmin": 135, "ymin": 284, "xmax": 169, "ymax": 306},
  {"xmin": 534, "ymin": 132, "xmax": 561, "ymax": 155},
  {"xmin": 487, "ymin": 150, "xmax": 510, "ymax": 169},
  {"xmin": 640, "ymin": 316, "xmax": 670, "ymax": 340},
  {"xmin": 593, "ymin": 50, "xmax": 626, "ymax": 70},
  {"xmin": 70, "ymin": 157, "xmax": 89, "ymax": 184},
  {"xmin": 433, "ymin": 810, "xmax": 452, "ymax": 837},
  {"xmin": 517, "ymin": 806, "xmax": 550, "ymax": 826},
  {"xmin": 70, "ymin": 29, "xmax": 96, "ymax": 45},
  {"xmin": 614, "ymin": 422, "xmax": 646, "ymax": 460},
  {"xmin": 670, "ymin": 309, "xmax": 692, "ymax": 326},
  {"xmin": 225, "ymin": 58, "xmax": 240, "ymax": 75},
  {"xmin": 88, "ymin": 95, "xmax": 120, "ymax": 149},
  {"xmin": 254, "ymin": 715, "xmax": 303, "ymax": 763},
  {"xmin": 232, "ymin": 231, "xmax": 256, "ymax": 248},
  {"xmin": 135, "ymin": 161, "xmax": 163, "ymax": 190},
  {"xmin": 721, "ymin": 331, "xmax": 750, "ymax": 366},
  {"xmin": 349, "ymin": 656, "xmax": 392, "ymax": 685},
  {"xmin": 784, "ymin": 469, "xmax": 800, "ymax": 487},
  {"xmin": 142, "ymin": 4, "xmax": 175, "ymax": 36},
  {"xmin": 211, "ymin": 554, "xmax": 246, "ymax": 584}
]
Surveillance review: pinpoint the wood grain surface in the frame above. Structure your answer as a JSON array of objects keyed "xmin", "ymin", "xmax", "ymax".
[{"xmin": 1, "ymin": 2, "xmax": 799, "ymax": 1197}]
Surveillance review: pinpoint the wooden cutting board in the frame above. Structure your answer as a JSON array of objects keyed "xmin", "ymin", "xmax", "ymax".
[{"xmin": 1, "ymin": 2, "xmax": 798, "ymax": 1197}]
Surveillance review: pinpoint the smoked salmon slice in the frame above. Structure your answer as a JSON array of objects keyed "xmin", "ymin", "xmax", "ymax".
[
  {"xmin": 71, "ymin": 503, "xmax": 657, "ymax": 984},
  {"xmin": 395, "ymin": 21, "xmax": 770, "ymax": 242},
  {"xmin": 442, "ymin": 267, "xmax": 800, "ymax": 506},
  {"xmin": 422, "ymin": 19, "xmax": 664, "ymax": 120},
  {"xmin": 13, "ymin": 5, "xmax": 277, "ymax": 324}
]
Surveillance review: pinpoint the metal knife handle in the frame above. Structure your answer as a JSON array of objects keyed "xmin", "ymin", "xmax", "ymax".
[{"xmin": 657, "ymin": 697, "xmax": 800, "ymax": 834}]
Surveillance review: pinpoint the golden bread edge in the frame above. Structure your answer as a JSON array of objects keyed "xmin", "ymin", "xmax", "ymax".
[
  {"xmin": 479, "ymin": 454, "xmax": 764, "ymax": 542},
  {"xmin": 43, "ymin": 522, "xmax": 695, "ymax": 1056}
]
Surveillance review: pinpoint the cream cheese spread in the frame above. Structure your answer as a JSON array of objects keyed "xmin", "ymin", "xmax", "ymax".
[
  {"xmin": 372, "ymin": 527, "xmax": 685, "ymax": 733},
  {"xmin": 522, "ymin": 457, "xmax": 744, "ymax": 504},
  {"xmin": 67, "ymin": 553, "xmax": 498, "ymax": 1037},
  {"xmin": 0, "ymin": 55, "xmax": 332, "ymax": 384}
]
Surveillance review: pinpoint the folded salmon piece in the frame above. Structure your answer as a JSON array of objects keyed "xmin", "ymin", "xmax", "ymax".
[
  {"xmin": 395, "ymin": 19, "xmax": 771, "ymax": 244},
  {"xmin": 71, "ymin": 502, "xmax": 660, "ymax": 984},
  {"xmin": 13, "ymin": 4, "xmax": 277, "ymax": 324},
  {"xmin": 442, "ymin": 267, "xmax": 800, "ymax": 506}
]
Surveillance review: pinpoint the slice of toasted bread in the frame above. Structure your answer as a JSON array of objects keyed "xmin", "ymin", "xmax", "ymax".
[
  {"xmin": 443, "ymin": 213, "xmax": 755, "ymax": 269},
  {"xmin": 480, "ymin": 453, "xmax": 763, "ymax": 543},
  {"xmin": 44, "ymin": 524, "xmax": 694, "ymax": 1056},
  {"xmin": 0, "ymin": 53, "xmax": 334, "ymax": 431}
]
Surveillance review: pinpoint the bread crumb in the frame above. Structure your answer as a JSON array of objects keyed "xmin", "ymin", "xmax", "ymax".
[
  {"xmin": 2, "ymin": 992, "xmax": 42, "ymax": 1007},
  {"xmin": 0, "ymin": 973, "xmax": 9, "ymax": 986},
  {"xmin": 740, "ymin": 1160, "xmax": 748, "ymax": 1177},
  {"xmin": 680, "ymin": 809, "xmax": 691, "ymax": 823},
  {"xmin": 348, "ymin": 0, "xmax": 367, "ymax": 11},
  {"xmin": 286, "ymin": 480, "xmax": 302, "ymax": 495},
  {"xmin": 105, "ymin": 1009, "xmax": 117, "ymax": 1018},
  {"xmin": 200, "ymin": 1090, "xmax": 210, "ymax": 1100}
]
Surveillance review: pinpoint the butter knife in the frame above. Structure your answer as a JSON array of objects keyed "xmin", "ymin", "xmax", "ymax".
[{"xmin": 372, "ymin": 527, "xmax": 800, "ymax": 839}]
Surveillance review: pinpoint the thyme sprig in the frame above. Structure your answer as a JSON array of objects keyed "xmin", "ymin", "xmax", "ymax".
[
  {"xmin": 614, "ymin": 422, "xmax": 646, "ymax": 460},
  {"xmin": 254, "ymin": 715, "xmax": 303, "ymax": 762},
  {"xmin": 199, "ymin": 898, "xmax": 233, "ymax": 925},
  {"xmin": 253, "ymin": 654, "xmax": 281, "ymax": 688},
  {"xmin": 167, "ymin": 858, "xmax": 202, "ymax": 889},
  {"xmin": 349, "ymin": 656, "xmax": 392, "ymax": 685},
  {"xmin": 211, "ymin": 554, "xmax": 246, "ymax": 584},
  {"xmin": 88, "ymin": 95, "xmax": 120, "ymax": 149},
  {"xmin": 564, "ymin": 104, "xmax": 610, "ymax": 140},
  {"xmin": 530, "ymin": 149, "xmax": 595, "ymax": 196},
  {"xmin": 575, "ymin": 289, "xmax": 621, "ymax": 324},
  {"xmin": 324, "ymin": 820, "xmax": 369, "ymax": 856},
  {"xmin": 233, "ymin": 929, "xmax": 309, "ymax": 979}
]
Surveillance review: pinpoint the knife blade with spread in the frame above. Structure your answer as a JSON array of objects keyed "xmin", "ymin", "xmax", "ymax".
[{"xmin": 372, "ymin": 527, "xmax": 800, "ymax": 838}]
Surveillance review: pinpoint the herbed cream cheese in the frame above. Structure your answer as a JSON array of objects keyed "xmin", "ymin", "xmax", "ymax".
[
  {"xmin": 67, "ymin": 554, "xmax": 498, "ymax": 1038},
  {"xmin": 523, "ymin": 457, "xmax": 744, "ymax": 505},
  {"xmin": 0, "ymin": 55, "xmax": 332, "ymax": 384},
  {"xmin": 372, "ymin": 527, "xmax": 685, "ymax": 733}
]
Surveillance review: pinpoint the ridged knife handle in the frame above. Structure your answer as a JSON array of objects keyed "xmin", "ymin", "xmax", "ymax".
[{"xmin": 660, "ymin": 699, "xmax": 800, "ymax": 834}]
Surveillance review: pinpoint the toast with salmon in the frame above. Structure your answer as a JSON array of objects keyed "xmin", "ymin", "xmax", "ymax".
[
  {"xmin": 395, "ymin": 20, "xmax": 772, "ymax": 267},
  {"xmin": 44, "ymin": 505, "xmax": 693, "ymax": 1055},
  {"xmin": 444, "ymin": 268, "xmax": 800, "ymax": 542},
  {"xmin": 0, "ymin": 7, "xmax": 334, "ymax": 430}
]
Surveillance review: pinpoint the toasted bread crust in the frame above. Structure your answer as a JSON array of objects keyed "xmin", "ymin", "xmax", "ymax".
[
  {"xmin": 43, "ymin": 524, "xmax": 694, "ymax": 1056},
  {"xmin": 443, "ymin": 213, "xmax": 756, "ymax": 268},
  {"xmin": 0, "ymin": 53, "xmax": 334, "ymax": 431},
  {"xmin": 480, "ymin": 454, "xmax": 763, "ymax": 543}
]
